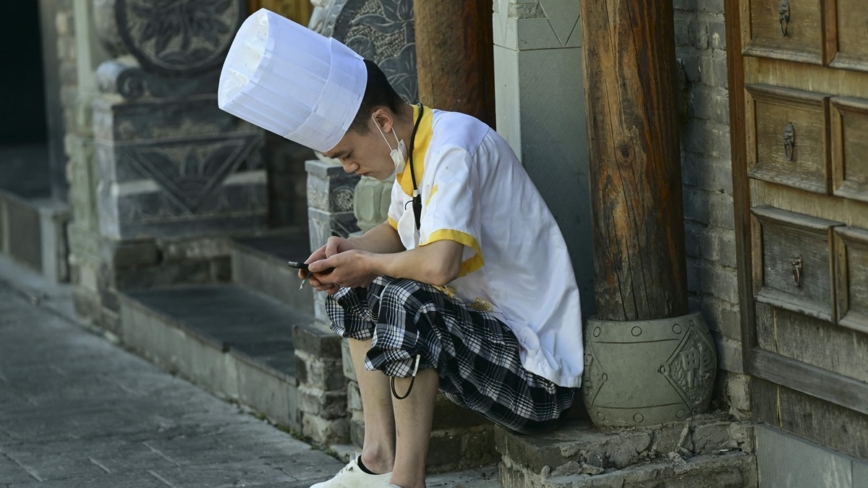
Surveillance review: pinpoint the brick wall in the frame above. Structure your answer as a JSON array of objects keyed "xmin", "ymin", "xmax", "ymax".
[{"xmin": 674, "ymin": 0, "xmax": 750, "ymax": 417}]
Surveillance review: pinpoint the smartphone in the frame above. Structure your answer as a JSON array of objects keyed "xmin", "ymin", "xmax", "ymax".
[{"xmin": 287, "ymin": 261, "xmax": 309, "ymax": 271}]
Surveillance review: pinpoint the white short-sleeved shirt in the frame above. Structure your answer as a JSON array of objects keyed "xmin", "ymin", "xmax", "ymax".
[{"xmin": 387, "ymin": 106, "xmax": 584, "ymax": 388}]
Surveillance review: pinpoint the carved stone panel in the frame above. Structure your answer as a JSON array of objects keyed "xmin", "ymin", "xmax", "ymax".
[
  {"xmin": 318, "ymin": 0, "xmax": 417, "ymax": 102},
  {"xmin": 305, "ymin": 159, "xmax": 360, "ymax": 251},
  {"xmin": 94, "ymin": 97, "xmax": 267, "ymax": 239},
  {"xmin": 115, "ymin": 0, "xmax": 246, "ymax": 76}
]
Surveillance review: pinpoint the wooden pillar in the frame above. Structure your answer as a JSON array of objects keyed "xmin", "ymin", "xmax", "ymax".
[
  {"xmin": 413, "ymin": 0, "xmax": 496, "ymax": 127},
  {"xmin": 579, "ymin": 0, "xmax": 688, "ymax": 322}
]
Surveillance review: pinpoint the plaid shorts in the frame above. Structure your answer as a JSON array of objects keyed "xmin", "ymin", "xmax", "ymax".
[{"xmin": 325, "ymin": 276, "xmax": 575, "ymax": 435}]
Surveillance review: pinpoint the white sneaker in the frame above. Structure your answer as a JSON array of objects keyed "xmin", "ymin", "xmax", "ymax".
[{"xmin": 311, "ymin": 455, "xmax": 392, "ymax": 488}]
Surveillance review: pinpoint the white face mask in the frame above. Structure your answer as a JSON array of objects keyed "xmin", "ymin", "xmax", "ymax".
[{"xmin": 372, "ymin": 114, "xmax": 407, "ymax": 176}]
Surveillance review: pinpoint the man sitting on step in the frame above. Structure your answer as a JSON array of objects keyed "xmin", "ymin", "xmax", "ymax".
[{"xmin": 218, "ymin": 9, "xmax": 584, "ymax": 488}]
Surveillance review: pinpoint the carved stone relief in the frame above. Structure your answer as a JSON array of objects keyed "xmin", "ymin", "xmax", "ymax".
[
  {"xmin": 314, "ymin": 0, "xmax": 417, "ymax": 102},
  {"xmin": 115, "ymin": 0, "xmax": 246, "ymax": 76},
  {"xmin": 93, "ymin": 98, "xmax": 267, "ymax": 239}
]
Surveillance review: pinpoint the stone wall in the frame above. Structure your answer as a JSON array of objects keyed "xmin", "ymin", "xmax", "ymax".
[
  {"xmin": 54, "ymin": 0, "xmax": 77, "ymax": 158},
  {"xmin": 674, "ymin": 0, "xmax": 749, "ymax": 418}
]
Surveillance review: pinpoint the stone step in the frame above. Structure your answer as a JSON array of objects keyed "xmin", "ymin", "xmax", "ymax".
[
  {"xmin": 496, "ymin": 413, "xmax": 757, "ymax": 488},
  {"xmin": 500, "ymin": 450, "xmax": 756, "ymax": 488},
  {"xmin": 118, "ymin": 284, "xmax": 316, "ymax": 433},
  {"xmin": 0, "ymin": 187, "xmax": 70, "ymax": 283},
  {"xmin": 231, "ymin": 228, "xmax": 314, "ymax": 314}
]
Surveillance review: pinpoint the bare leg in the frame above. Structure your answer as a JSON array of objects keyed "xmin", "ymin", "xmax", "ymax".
[
  {"xmin": 348, "ymin": 338, "xmax": 396, "ymax": 474},
  {"xmin": 389, "ymin": 368, "xmax": 439, "ymax": 488}
]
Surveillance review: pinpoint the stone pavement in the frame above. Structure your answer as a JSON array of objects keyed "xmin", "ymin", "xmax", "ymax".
[
  {"xmin": 0, "ymin": 256, "xmax": 500, "ymax": 488},
  {"xmin": 0, "ymin": 281, "xmax": 345, "ymax": 487}
]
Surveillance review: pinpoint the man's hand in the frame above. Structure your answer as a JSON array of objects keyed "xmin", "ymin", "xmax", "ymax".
[
  {"xmin": 298, "ymin": 228, "xmax": 464, "ymax": 294},
  {"xmin": 301, "ymin": 236, "xmax": 361, "ymax": 294},
  {"xmin": 309, "ymin": 250, "xmax": 377, "ymax": 294}
]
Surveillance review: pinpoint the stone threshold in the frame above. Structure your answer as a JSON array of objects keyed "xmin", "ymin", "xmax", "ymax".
[
  {"xmin": 231, "ymin": 229, "xmax": 315, "ymax": 316},
  {"xmin": 118, "ymin": 283, "xmax": 316, "ymax": 434},
  {"xmin": 496, "ymin": 412, "xmax": 757, "ymax": 487}
]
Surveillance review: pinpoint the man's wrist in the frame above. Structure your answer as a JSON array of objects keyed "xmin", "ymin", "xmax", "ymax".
[{"xmin": 362, "ymin": 251, "xmax": 387, "ymax": 279}]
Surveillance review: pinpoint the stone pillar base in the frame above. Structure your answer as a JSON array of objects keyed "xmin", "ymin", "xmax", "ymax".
[{"xmin": 582, "ymin": 311, "xmax": 717, "ymax": 427}]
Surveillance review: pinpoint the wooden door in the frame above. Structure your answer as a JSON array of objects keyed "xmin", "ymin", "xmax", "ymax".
[{"xmin": 727, "ymin": 0, "xmax": 868, "ymax": 456}]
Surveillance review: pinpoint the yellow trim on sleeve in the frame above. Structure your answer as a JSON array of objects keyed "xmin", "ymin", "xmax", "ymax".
[
  {"xmin": 398, "ymin": 105, "xmax": 434, "ymax": 197},
  {"xmin": 426, "ymin": 185, "xmax": 438, "ymax": 206},
  {"xmin": 423, "ymin": 229, "xmax": 484, "ymax": 276},
  {"xmin": 388, "ymin": 216, "xmax": 398, "ymax": 230}
]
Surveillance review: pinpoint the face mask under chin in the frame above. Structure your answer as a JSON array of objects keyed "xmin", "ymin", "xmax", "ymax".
[{"xmin": 373, "ymin": 115, "xmax": 407, "ymax": 176}]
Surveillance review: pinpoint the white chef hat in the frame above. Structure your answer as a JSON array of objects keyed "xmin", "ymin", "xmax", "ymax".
[{"xmin": 218, "ymin": 9, "xmax": 367, "ymax": 153}]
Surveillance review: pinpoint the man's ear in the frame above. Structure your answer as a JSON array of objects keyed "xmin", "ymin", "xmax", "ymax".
[{"xmin": 371, "ymin": 108, "xmax": 394, "ymax": 134}]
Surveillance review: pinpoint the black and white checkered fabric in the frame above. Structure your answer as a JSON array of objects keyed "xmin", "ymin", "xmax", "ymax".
[{"xmin": 326, "ymin": 276, "xmax": 574, "ymax": 435}]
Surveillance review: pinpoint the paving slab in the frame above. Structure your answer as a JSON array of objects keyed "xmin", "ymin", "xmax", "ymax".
[{"xmin": 0, "ymin": 282, "xmax": 344, "ymax": 487}]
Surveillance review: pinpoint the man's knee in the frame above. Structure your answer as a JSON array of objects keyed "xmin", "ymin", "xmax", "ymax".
[{"xmin": 376, "ymin": 278, "xmax": 425, "ymax": 311}]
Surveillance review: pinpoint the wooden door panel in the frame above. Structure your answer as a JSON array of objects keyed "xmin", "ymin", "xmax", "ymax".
[
  {"xmin": 755, "ymin": 302, "xmax": 868, "ymax": 383},
  {"xmin": 830, "ymin": 0, "xmax": 868, "ymax": 72},
  {"xmin": 746, "ymin": 84, "xmax": 830, "ymax": 194},
  {"xmin": 834, "ymin": 226, "xmax": 868, "ymax": 333},
  {"xmin": 743, "ymin": 0, "xmax": 826, "ymax": 64},
  {"xmin": 751, "ymin": 206, "xmax": 842, "ymax": 321},
  {"xmin": 831, "ymin": 97, "xmax": 868, "ymax": 202}
]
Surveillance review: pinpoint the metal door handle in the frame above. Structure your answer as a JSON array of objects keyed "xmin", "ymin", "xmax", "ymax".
[
  {"xmin": 780, "ymin": 0, "xmax": 791, "ymax": 36},
  {"xmin": 783, "ymin": 122, "xmax": 795, "ymax": 161},
  {"xmin": 791, "ymin": 255, "xmax": 803, "ymax": 287}
]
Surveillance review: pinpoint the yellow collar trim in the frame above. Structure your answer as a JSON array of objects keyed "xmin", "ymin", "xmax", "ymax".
[{"xmin": 398, "ymin": 104, "xmax": 433, "ymax": 197}]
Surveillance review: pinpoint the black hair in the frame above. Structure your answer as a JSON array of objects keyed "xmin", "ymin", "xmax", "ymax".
[{"xmin": 349, "ymin": 59, "xmax": 405, "ymax": 134}]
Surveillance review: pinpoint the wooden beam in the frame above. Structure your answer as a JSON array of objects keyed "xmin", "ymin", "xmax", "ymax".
[
  {"xmin": 579, "ymin": 0, "xmax": 688, "ymax": 321},
  {"xmin": 413, "ymin": 0, "xmax": 496, "ymax": 127}
]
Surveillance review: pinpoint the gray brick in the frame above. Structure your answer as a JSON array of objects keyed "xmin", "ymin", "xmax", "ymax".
[
  {"xmin": 709, "ymin": 20, "xmax": 727, "ymax": 50},
  {"xmin": 680, "ymin": 121, "xmax": 705, "ymax": 155},
  {"xmin": 681, "ymin": 119, "xmax": 730, "ymax": 157},
  {"xmin": 698, "ymin": 0, "xmax": 725, "ymax": 13},
  {"xmin": 674, "ymin": 12, "xmax": 692, "ymax": 46},
  {"xmin": 677, "ymin": 0, "xmax": 726, "ymax": 13},
  {"xmin": 685, "ymin": 221, "xmax": 703, "ymax": 258},
  {"xmin": 681, "ymin": 151, "xmax": 700, "ymax": 187},
  {"xmin": 683, "ymin": 187, "xmax": 711, "ymax": 224},
  {"xmin": 725, "ymin": 373, "xmax": 751, "ymax": 413},
  {"xmin": 699, "ymin": 295, "xmax": 722, "ymax": 333},
  {"xmin": 677, "ymin": 52, "xmax": 702, "ymax": 83},
  {"xmin": 700, "ymin": 54, "xmax": 730, "ymax": 89},
  {"xmin": 719, "ymin": 303, "xmax": 742, "ymax": 340},
  {"xmin": 688, "ymin": 294, "xmax": 702, "ymax": 312},
  {"xmin": 699, "ymin": 294, "xmax": 740, "ymax": 340},
  {"xmin": 691, "ymin": 154, "xmax": 733, "ymax": 195},
  {"xmin": 689, "ymin": 17, "xmax": 709, "ymax": 50},
  {"xmin": 716, "ymin": 336, "xmax": 744, "ymax": 373},
  {"xmin": 688, "ymin": 84, "xmax": 730, "ymax": 125},
  {"xmin": 687, "ymin": 257, "xmax": 703, "ymax": 293},
  {"xmin": 718, "ymin": 230, "xmax": 738, "ymax": 268},
  {"xmin": 709, "ymin": 191, "xmax": 735, "ymax": 230},
  {"xmin": 699, "ymin": 261, "xmax": 739, "ymax": 303},
  {"xmin": 699, "ymin": 226, "xmax": 720, "ymax": 262}
]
